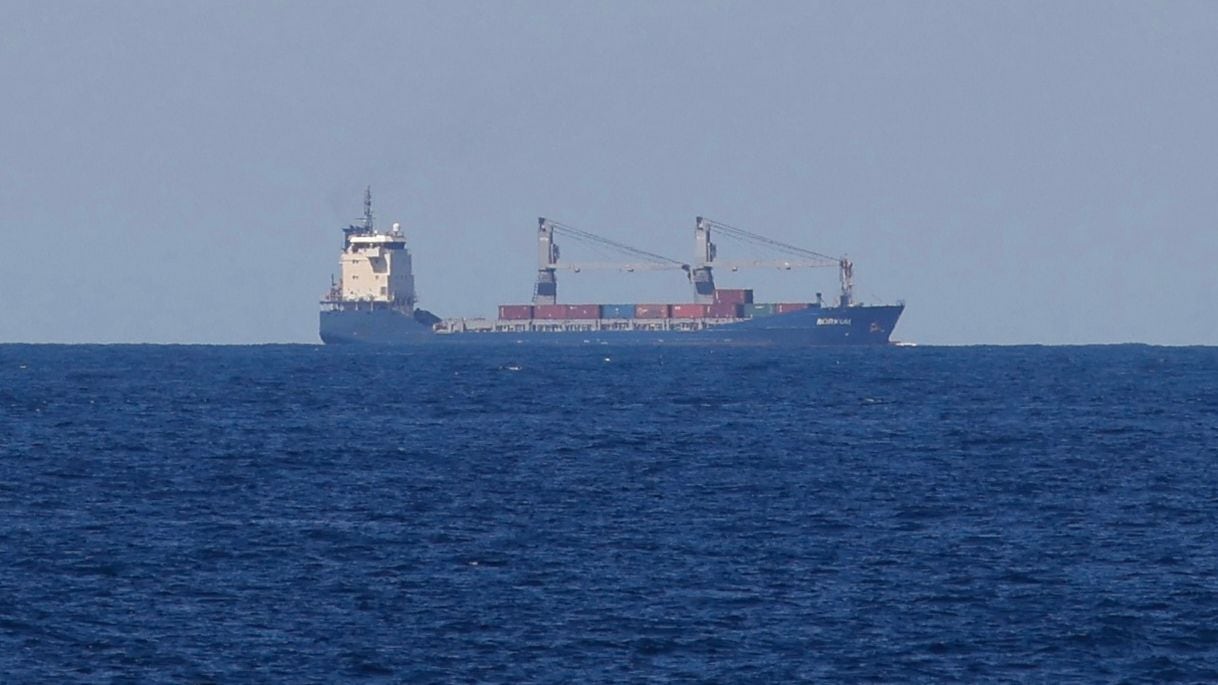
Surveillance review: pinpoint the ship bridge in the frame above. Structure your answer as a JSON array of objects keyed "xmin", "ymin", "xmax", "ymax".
[
  {"xmin": 327, "ymin": 188, "xmax": 417, "ymax": 310},
  {"xmin": 347, "ymin": 233, "xmax": 407, "ymax": 251}
]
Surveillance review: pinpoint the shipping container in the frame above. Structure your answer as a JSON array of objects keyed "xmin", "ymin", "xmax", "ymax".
[
  {"xmin": 565, "ymin": 304, "xmax": 600, "ymax": 319},
  {"xmin": 634, "ymin": 304, "xmax": 671, "ymax": 319},
  {"xmin": 744, "ymin": 303, "xmax": 775, "ymax": 317},
  {"xmin": 670, "ymin": 303, "xmax": 709, "ymax": 319},
  {"xmin": 713, "ymin": 288, "xmax": 754, "ymax": 305},
  {"xmin": 706, "ymin": 302, "xmax": 742, "ymax": 318},
  {"xmin": 533, "ymin": 304, "xmax": 569, "ymax": 319},
  {"xmin": 498, "ymin": 304, "xmax": 533, "ymax": 320},
  {"xmin": 600, "ymin": 303, "xmax": 635, "ymax": 319},
  {"xmin": 774, "ymin": 303, "xmax": 810, "ymax": 314}
]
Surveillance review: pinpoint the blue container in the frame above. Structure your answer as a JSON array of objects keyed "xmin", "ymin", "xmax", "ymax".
[{"xmin": 600, "ymin": 304, "xmax": 635, "ymax": 319}]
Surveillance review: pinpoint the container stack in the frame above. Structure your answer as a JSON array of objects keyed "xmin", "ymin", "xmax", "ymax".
[{"xmin": 494, "ymin": 300, "xmax": 788, "ymax": 321}]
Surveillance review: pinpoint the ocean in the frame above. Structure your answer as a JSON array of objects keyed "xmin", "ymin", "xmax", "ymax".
[{"xmin": 2, "ymin": 344, "xmax": 1216, "ymax": 682}]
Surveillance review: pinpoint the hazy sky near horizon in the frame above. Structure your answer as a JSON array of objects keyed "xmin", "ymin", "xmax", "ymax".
[{"xmin": 2, "ymin": 1, "xmax": 1215, "ymax": 344}]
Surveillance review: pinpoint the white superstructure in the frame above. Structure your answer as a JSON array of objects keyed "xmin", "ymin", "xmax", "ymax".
[
  {"xmin": 326, "ymin": 188, "xmax": 417, "ymax": 311},
  {"xmin": 340, "ymin": 230, "xmax": 416, "ymax": 306}
]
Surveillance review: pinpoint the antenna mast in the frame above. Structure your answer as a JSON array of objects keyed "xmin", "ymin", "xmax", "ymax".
[{"xmin": 363, "ymin": 186, "xmax": 374, "ymax": 231}]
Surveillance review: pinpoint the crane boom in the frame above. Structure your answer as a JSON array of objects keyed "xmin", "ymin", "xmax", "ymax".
[
  {"xmin": 546, "ymin": 219, "xmax": 687, "ymax": 268},
  {"xmin": 700, "ymin": 217, "xmax": 837, "ymax": 262},
  {"xmin": 692, "ymin": 216, "xmax": 855, "ymax": 306},
  {"xmin": 711, "ymin": 259, "xmax": 838, "ymax": 271},
  {"xmin": 533, "ymin": 217, "xmax": 688, "ymax": 305},
  {"xmin": 555, "ymin": 261, "xmax": 688, "ymax": 273}
]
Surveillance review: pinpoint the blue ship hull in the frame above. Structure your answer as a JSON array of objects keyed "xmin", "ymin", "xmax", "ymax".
[{"xmin": 320, "ymin": 304, "xmax": 904, "ymax": 346}]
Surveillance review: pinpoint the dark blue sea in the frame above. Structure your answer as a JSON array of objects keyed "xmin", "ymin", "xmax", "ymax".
[{"xmin": 2, "ymin": 344, "xmax": 1217, "ymax": 683}]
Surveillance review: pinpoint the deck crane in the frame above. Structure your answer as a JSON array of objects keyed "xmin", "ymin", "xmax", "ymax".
[
  {"xmin": 692, "ymin": 217, "xmax": 856, "ymax": 307},
  {"xmin": 533, "ymin": 218, "xmax": 690, "ymax": 305}
]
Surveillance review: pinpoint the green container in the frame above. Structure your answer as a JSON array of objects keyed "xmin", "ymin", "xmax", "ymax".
[{"xmin": 744, "ymin": 303, "xmax": 775, "ymax": 318}]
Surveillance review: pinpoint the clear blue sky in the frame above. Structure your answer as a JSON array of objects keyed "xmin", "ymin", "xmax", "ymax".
[{"xmin": 2, "ymin": 1, "xmax": 1215, "ymax": 344}]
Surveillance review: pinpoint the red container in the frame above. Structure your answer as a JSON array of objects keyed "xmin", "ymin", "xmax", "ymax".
[
  {"xmin": 534, "ymin": 304, "xmax": 569, "ymax": 319},
  {"xmin": 774, "ymin": 303, "xmax": 810, "ymax": 314},
  {"xmin": 706, "ymin": 302, "xmax": 741, "ymax": 318},
  {"xmin": 635, "ymin": 304, "xmax": 670, "ymax": 319},
  {"xmin": 565, "ymin": 304, "xmax": 600, "ymax": 319},
  {"xmin": 498, "ymin": 304, "xmax": 533, "ymax": 320},
  {"xmin": 671, "ymin": 303, "xmax": 709, "ymax": 319},
  {"xmin": 713, "ymin": 289, "xmax": 754, "ymax": 305}
]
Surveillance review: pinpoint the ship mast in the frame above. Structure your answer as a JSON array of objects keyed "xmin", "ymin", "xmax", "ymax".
[
  {"xmin": 342, "ymin": 186, "xmax": 376, "ymax": 250},
  {"xmin": 362, "ymin": 185, "xmax": 374, "ymax": 232}
]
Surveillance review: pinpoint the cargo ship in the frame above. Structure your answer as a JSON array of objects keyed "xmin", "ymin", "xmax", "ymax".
[{"xmin": 319, "ymin": 190, "xmax": 904, "ymax": 345}]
